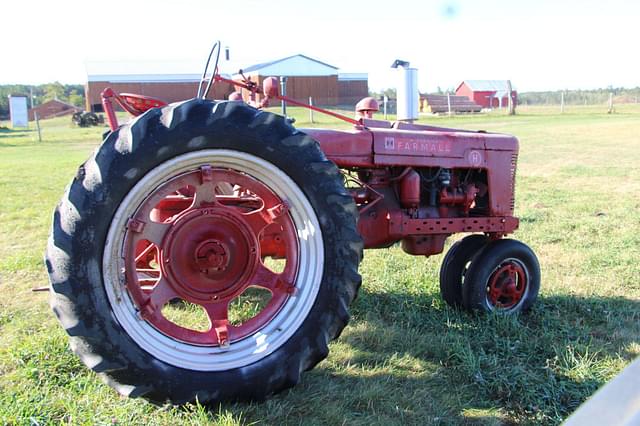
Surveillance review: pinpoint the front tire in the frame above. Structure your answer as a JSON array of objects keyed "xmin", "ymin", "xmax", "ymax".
[
  {"xmin": 462, "ymin": 239, "xmax": 540, "ymax": 313},
  {"xmin": 439, "ymin": 234, "xmax": 488, "ymax": 307},
  {"xmin": 45, "ymin": 99, "xmax": 362, "ymax": 404}
]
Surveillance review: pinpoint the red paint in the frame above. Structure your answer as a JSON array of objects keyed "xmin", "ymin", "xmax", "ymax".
[
  {"xmin": 123, "ymin": 167, "xmax": 299, "ymax": 346},
  {"xmin": 486, "ymin": 261, "xmax": 527, "ymax": 309},
  {"xmin": 101, "ymin": 88, "xmax": 168, "ymax": 130},
  {"xmin": 455, "ymin": 82, "xmax": 517, "ymax": 109},
  {"xmin": 110, "ymin": 71, "xmax": 523, "ymax": 259},
  {"xmin": 355, "ymin": 97, "xmax": 380, "ymax": 120},
  {"xmin": 399, "ymin": 169, "xmax": 421, "ymax": 208},
  {"xmin": 214, "ymin": 74, "xmax": 360, "ymax": 125}
]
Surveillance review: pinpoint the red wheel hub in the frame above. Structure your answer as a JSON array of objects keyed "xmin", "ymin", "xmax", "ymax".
[
  {"xmin": 486, "ymin": 260, "xmax": 527, "ymax": 309},
  {"xmin": 161, "ymin": 207, "xmax": 259, "ymax": 303},
  {"xmin": 122, "ymin": 166, "xmax": 298, "ymax": 346},
  {"xmin": 195, "ymin": 240, "xmax": 228, "ymax": 271}
]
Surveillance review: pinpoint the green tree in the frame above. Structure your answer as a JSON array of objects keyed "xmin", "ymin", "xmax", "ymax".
[
  {"xmin": 43, "ymin": 82, "xmax": 66, "ymax": 102},
  {"xmin": 68, "ymin": 89, "xmax": 84, "ymax": 107}
]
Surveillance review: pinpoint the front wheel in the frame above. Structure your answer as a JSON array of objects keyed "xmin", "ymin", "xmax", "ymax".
[
  {"xmin": 46, "ymin": 99, "xmax": 363, "ymax": 404},
  {"xmin": 439, "ymin": 234, "xmax": 488, "ymax": 307},
  {"xmin": 462, "ymin": 239, "xmax": 540, "ymax": 313}
]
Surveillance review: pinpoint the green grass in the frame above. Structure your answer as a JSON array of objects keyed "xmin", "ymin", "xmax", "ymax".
[{"xmin": 1, "ymin": 105, "xmax": 639, "ymax": 425}]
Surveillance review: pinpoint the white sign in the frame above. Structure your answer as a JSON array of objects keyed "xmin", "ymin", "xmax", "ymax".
[{"xmin": 9, "ymin": 96, "xmax": 28, "ymax": 128}]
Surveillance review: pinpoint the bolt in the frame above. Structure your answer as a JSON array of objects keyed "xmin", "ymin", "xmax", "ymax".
[{"xmin": 126, "ymin": 218, "xmax": 145, "ymax": 233}]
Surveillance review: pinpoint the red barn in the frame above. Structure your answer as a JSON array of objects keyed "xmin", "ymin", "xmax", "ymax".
[
  {"xmin": 28, "ymin": 99, "xmax": 81, "ymax": 121},
  {"xmin": 455, "ymin": 80, "xmax": 517, "ymax": 109},
  {"xmin": 85, "ymin": 61, "xmax": 234, "ymax": 112},
  {"xmin": 85, "ymin": 56, "xmax": 368, "ymax": 112},
  {"xmin": 233, "ymin": 54, "xmax": 368, "ymax": 106}
]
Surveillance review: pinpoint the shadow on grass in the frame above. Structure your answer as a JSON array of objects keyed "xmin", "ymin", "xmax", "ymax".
[
  {"xmin": 0, "ymin": 128, "xmax": 34, "ymax": 147},
  {"xmin": 0, "ymin": 127, "xmax": 32, "ymax": 136},
  {"xmin": 221, "ymin": 289, "xmax": 639, "ymax": 425}
]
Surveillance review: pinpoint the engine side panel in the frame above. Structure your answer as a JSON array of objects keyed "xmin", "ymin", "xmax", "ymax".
[{"xmin": 302, "ymin": 124, "xmax": 520, "ymax": 256}]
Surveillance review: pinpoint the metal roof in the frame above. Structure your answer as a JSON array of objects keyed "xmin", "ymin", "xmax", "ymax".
[
  {"xmin": 85, "ymin": 60, "xmax": 237, "ymax": 82},
  {"xmin": 462, "ymin": 80, "xmax": 514, "ymax": 92},
  {"xmin": 240, "ymin": 54, "xmax": 338, "ymax": 76},
  {"xmin": 338, "ymin": 73, "xmax": 368, "ymax": 81},
  {"xmin": 87, "ymin": 73, "xmax": 202, "ymax": 83}
]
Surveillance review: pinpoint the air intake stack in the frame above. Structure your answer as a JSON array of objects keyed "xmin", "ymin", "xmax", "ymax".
[{"xmin": 392, "ymin": 59, "xmax": 419, "ymax": 122}]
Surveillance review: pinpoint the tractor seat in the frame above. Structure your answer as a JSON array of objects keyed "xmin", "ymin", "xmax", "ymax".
[{"xmin": 119, "ymin": 93, "xmax": 168, "ymax": 115}]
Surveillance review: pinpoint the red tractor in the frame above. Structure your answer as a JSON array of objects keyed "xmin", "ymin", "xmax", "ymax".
[{"xmin": 46, "ymin": 44, "xmax": 539, "ymax": 405}]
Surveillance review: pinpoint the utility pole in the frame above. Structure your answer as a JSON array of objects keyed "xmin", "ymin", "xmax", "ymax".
[
  {"xmin": 383, "ymin": 95, "xmax": 388, "ymax": 119},
  {"xmin": 507, "ymin": 80, "xmax": 515, "ymax": 115},
  {"xmin": 34, "ymin": 111, "xmax": 42, "ymax": 142},
  {"xmin": 608, "ymin": 92, "xmax": 614, "ymax": 114}
]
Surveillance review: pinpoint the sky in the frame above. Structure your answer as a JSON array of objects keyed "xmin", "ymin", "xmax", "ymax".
[{"xmin": 1, "ymin": 0, "xmax": 638, "ymax": 92}]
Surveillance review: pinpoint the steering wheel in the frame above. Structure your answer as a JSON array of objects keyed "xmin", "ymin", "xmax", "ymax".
[{"xmin": 197, "ymin": 40, "xmax": 221, "ymax": 99}]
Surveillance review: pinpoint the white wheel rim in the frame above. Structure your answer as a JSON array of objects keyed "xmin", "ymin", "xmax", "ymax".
[{"xmin": 103, "ymin": 149, "xmax": 324, "ymax": 371}]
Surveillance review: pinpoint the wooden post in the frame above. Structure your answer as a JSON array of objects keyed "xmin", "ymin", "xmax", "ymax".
[
  {"xmin": 309, "ymin": 97, "xmax": 314, "ymax": 123},
  {"xmin": 507, "ymin": 80, "xmax": 515, "ymax": 115},
  {"xmin": 447, "ymin": 92, "xmax": 452, "ymax": 116},
  {"xmin": 34, "ymin": 111, "xmax": 42, "ymax": 142},
  {"xmin": 560, "ymin": 92, "xmax": 565, "ymax": 113},
  {"xmin": 280, "ymin": 77, "xmax": 287, "ymax": 116},
  {"xmin": 608, "ymin": 92, "xmax": 614, "ymax": 114}
]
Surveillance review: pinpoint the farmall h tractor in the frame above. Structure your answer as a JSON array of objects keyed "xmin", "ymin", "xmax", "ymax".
[{"xmin": 46, "ymin": 44, "xmax": 540, "ymax": 404}]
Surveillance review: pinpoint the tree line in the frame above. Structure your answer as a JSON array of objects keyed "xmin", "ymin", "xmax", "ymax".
[
  {"xmin": 518, "ymin": 87, "xmax": 640, "ymax": 105},
  {"xmin": 0, "ymin": 83, "xmax": 84, "ymax": 118},
  {"xmin": 369, "ymin": 86, "xmax": 640, "ymax": 105}
]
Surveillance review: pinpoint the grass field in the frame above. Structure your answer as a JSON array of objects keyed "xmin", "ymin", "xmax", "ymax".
[{"xmin": 1, "ymin": 103, "xmax": 639, "ymax": 425}]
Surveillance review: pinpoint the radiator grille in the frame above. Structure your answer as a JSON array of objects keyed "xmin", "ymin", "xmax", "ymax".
[{"xmin": 509, "ymin": 153, "xmax": 518, "ymax": 213}]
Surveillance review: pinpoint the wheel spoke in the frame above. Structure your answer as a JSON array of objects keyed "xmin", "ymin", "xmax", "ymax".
[
  {"xmin": 138, "ymin": 278, "xmax": 179, "ymax": 321},
  {"xmin": 203, "ymin": 300, "xmax": 229, "ymax": 323},
  {"xmin": 203, "ymin": 301, "xmax": 230, "ymax": 346},
  {"xmin": 512, "ymin": 286, "xmax": 524, "ymax": 298},
  {"xmin": 128, "ymin": 220, "xmax": 170, "ymax": 247},
  {"xmin": 148, "ymin": 279, "xmax": 179, "ymax": 308},
  {"xmin": 266, "ymin": 201, "xmax": 290, "ymax": 221},
  {"xmin": 488, "ymin": 286, "xmax": 501, "ymax": 304},
  {"xmin": 192, "ymin": 182, "xmax": 219, "ymax": 207},
  {"xmin": 254, "ymin": 264, "xmax": 294, "ymax": 295},
  {"xmin": 216, "ymin": 182, "xmax": 235, "ymax": 195},
  {"xmin": 242, "ymin": 210, "xmax": 272, "ymax": 239}
]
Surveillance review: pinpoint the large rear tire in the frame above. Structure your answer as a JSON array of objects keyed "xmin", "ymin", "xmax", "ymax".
[{"xmin": 45, "ymin": 99, "xmax": 363, "ymax": 404}]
